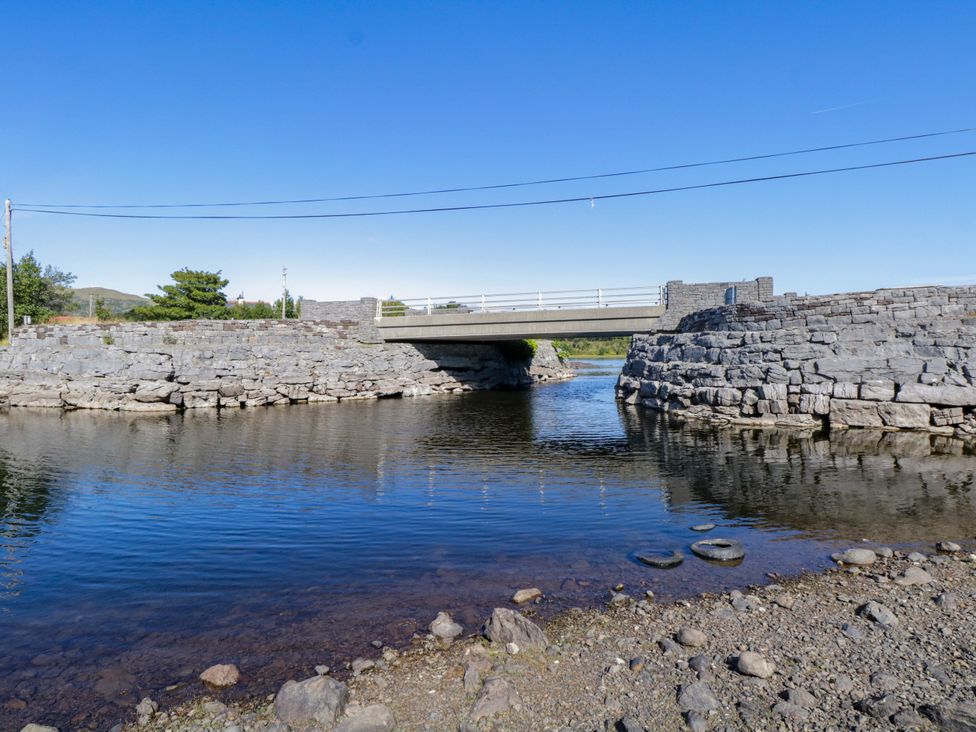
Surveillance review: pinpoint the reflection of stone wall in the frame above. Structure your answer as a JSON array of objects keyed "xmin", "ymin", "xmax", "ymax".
[
  {"xmin": 620, "ymin": 409, "xmax": 976, "ymax": 542},
  {"xmin": 618, "ymin": 285, "xmax": 976, "ymax": 440},
  {"xmin": 0, "ymin": 321, "xmax": 571, "ymax": 411}
]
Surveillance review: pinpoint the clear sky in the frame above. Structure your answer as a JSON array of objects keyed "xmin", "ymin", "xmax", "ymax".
[{"xmin": 4, "ymin": 1, "xmax": 975, "ymax": 302}]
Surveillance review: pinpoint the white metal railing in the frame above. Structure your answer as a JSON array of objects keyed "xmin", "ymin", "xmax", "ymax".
[{"xmin": 378, "ymin": 285, "xmax": 664, "ymax": 318}]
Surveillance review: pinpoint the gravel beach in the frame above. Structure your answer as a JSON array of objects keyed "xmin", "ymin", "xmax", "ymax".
[{"xmin": 81, "ymin": 544, "xmax": 976, "ymax": 732}]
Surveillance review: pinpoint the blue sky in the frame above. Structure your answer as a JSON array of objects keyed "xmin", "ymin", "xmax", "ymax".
[{"xmin": 4, "ymin": 1, "xmax": 975, "ymax": 302}]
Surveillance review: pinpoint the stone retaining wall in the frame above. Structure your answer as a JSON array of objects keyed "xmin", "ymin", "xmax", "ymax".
[
  {"xmin": 617, "ymin": 285, "xmax": 976, "ymax": 440},
  {"xmin": 0, "ymin": 321, "xmax": 572, "ymax": 411}
]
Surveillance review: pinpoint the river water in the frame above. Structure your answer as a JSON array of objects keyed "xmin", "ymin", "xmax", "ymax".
[{"xmin": 1, "ymin": 360, "xmax": 974, "ymax": 729}]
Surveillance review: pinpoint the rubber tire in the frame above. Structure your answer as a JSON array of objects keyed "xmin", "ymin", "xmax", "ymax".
[
  {"xmin": 636, "ymin": 550, "xmax": 685, "ymax": 569},
  {"xmin": 690, "ymin": 538, "xmax": 745, "ymax": 562}
]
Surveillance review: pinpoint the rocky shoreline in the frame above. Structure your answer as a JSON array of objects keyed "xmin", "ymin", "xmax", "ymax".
[{"xmin": 21, "ymin": 542, "xmax": 974, "ymax": 732}]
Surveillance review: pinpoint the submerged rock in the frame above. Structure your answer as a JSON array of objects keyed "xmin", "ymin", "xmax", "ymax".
[
  {"xmin": 482, "ymin": 608, "xmax": 548, "ymax": 650},
  {"xmin": 200, "ymin": 663, "xmax": 240, "ymax": 687},
  {"xmin": 511, "ymin": 587, "xmax": 543, "ymax": 605}
]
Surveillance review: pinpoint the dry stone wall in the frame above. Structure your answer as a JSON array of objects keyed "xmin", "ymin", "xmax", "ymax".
[
  {"xmin": 0, "ymin": 320, "xmax": 572, "ymax": 411},
  {"xmin": 617, "ymin": 285, "xmax": 976, "ymax": 440}
]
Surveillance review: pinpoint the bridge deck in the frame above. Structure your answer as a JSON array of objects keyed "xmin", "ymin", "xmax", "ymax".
[{"xmin": 374, "ymin": 304, "xmax": 665, "ymax": 341}]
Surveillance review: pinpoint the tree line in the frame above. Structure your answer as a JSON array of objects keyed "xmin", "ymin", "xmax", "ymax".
[{"xmin": 1, "ymin": 254, "xmax": 300, "ymax": 338}]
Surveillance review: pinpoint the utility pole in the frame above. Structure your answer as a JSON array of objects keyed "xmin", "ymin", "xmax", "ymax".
[
  {"xmin": 89, "ymin": 293, "xmax": 94, "ymax": 319},
  {"xmin": 4, "ymin": 199, "xmax": 13, "ymax": 339},
  {"xmin": 281, "ymin": 266, "xmax": 287, "ymax": 319}
]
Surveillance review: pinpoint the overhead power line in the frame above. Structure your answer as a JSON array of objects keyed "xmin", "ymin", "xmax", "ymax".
[
  {"xmin": 14, "ymin": 151, "xmax": 975, "ymax": 220},
  {"xmin": 16, "ymin": 126, "xmax": 975, "ymax": 209}
]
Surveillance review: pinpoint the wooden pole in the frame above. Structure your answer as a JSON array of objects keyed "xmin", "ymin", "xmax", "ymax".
[{"xmin": 4, "ymin": 199, "xmax": 12, "ymax": 339}]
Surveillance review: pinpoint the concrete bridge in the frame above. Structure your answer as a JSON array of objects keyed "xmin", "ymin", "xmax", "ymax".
[{"xmin": 301, "ymin": 277, "xmax": 775, "ymax": 342}]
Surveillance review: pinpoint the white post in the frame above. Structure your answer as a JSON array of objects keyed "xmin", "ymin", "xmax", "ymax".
[
  {"xmin": 597, "ymin": 288, "xmax": 603, "ymax": 307},
  {"xmin": 426, "ymin": 297, "xmax": 432, "ymax": 315},
  {"xmin": 481, "ymin": 294, "xmax": 486, "ymax": 313},
  {"xmin": 281, "ymin": 266, "xmax": 287, "ymax": 319},
  {"xmin": 537, "ymin": 291, "xmax": 542, "ymax": 310}
]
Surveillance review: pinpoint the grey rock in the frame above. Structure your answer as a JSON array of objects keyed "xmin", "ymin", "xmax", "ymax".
[
  {"xmin": 333, "ymin": 704, "xmax": 396, "ymax": 732},
  {"xmin": 675, "ymin": 627, "xmax": 708, "ymax": 648},
  {"xmin": 782, "ymin": 688, "xmax": 817, "ymax": 708},
  {"xmin": 351, "ymin": 657, "xmax": 374, "ymax": 675},
  {"xmin": 677, "ymin": 681, "xmax": 720, "ymax": 713},
  {"xmin": 869, "ymin": 672, "xmax": 899, "ymax": 692},
  {"xmin": 274, "ymin": 675, "xmax": 349, "ymax": 726},
  {"xmin": 935, "ymin": 592, "xmax": 959, "ymax": 610},
  {"xmin": 854, "ymin": 694, "xmax": 900, "ymax": 719},
  {"xmin": 772, "ymin": 701, "xmax": 810, "ymax": 721},
  {"xmin": 920, "ymin": 702, "xmax": 976, "ymax": 731},
  {"xmin": 832, "ymin": 548, "xmax": 877, "ymax": 566},
  {"xmin": 429, "ymin": 611, "xmax": 463, "ymax": 640},
  {"xmin": 468, "ymin": 676, "xmax": 521, "ymax": 723},
  {"xmin": 937, "ymin": 541, "xmax": 962, "ymax": 553},
  {"xmin": 907, "ymin": 552, "xmax": 928, "ymax": 563},
  {"xmin": 482, "ymin": 608, "xmax": 548, "ymax": 650},
  {"xmin": 894, "ymin": 566, "xmax": 934, "ymax": 586},
  {"xmin": 659, "ymin": 638, "xmax": 683, "ymax": 655},
  {"xmin": 20, "ymin": 726, "xmax": 60, "ymax": 732},
  {"xmin": 684, "ymin": 710, "xmax": 708, "ymax": 731},
  {"xmin": 615, "ymin": 718, "xmax": 645, "ymax": 732},
  {"xmin": 858, "ymin": 601, "xmax": 899, "ymax": 626},
  {"xmin": 736, "ymin": 651, "xmax": 775, "ymax": 679}
]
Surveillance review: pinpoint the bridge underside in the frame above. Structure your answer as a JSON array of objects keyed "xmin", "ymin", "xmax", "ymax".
[{"xmin": 375, "ymin": 305, "xmax": 666, "ymax": 341}]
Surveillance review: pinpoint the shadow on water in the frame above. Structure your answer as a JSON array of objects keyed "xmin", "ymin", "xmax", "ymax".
[{"xmin": 0, "ymin": 364, "xmax": 973, "ymax": 728}]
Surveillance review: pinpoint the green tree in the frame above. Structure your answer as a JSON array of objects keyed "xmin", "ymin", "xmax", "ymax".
[
  {"xmin": 0, "ymin": 251, "xmax": 77, "ymax": 337},
  {"xmin": 226, "ymin": 301, "xmax": 277, "ymax": 319},
  {"xmin": 94, "ymin": 297, "xmax": 112, "ymax": 321},
  {"xmin": 272, "ymin": 290, "xmax": 300, "ymax": 319},
  {"xmin": 131, "ymin": 268, "xmax": 230, "ymax": 320}
]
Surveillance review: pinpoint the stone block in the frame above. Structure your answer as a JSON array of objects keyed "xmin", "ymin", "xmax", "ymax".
[
  {"xmin": 896, "ymin": 384, "xmax": 976, "ymax": 406},
  {"xmin": 833, "ymin": 382, "xmax": 858, "ymax": 399},
  {"xmin": 877, "ymin": 402, "xmax": 930, "ymax": 429},
  {"xmin": 829, "ymin": 399, "xmax": 883, "ymax": 427},
  {"xmin": 860, "ymin": 380, "xmax": 895, "ymax": 401},
  {"xmin": 758, "ymin": 384, "xmax": 787, "ymax": 401}
]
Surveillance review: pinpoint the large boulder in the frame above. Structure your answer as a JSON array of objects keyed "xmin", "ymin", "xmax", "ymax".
[
  {"xmin": 482, "ymin": 608, "xmax": 548, "ymax": 650},
  {"xmin": 274, "ymin": 675, "xmax": 349, "ymax": 727}
]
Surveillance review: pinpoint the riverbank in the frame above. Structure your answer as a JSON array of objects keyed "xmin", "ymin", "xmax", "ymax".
[{"xmin": 98, "ymin": 545, "xmax": 976, "ymax": 732}]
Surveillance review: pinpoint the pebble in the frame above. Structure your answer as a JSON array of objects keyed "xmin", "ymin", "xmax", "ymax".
[
  {"xmin": 736, "ymin": 651, "xmax": 775, "ymax": 679},
  {"xmin": 506, "ymin": 642, "xmax": 520, "ymax": 655},
  {"xmin": 782, "ymin": 687, "xmax": 817, "ymax": 708},
  {"xmin": 370, "ymin": 640, "xmax": 383, "ymax": 649},
  {"xmin": 854, "ymin": 693, "xmax": 900, "ymax": 719},
  {"xmin": 675, "ymin": 627, "xmax": 707, "ymax": 648},
  {"xmin": 869, "ymin": 671, "xmax": 898, "ymax": 692},
  {"xmin": 684, "ymin": 710, "xmax": 707, "ymax": 731},
  {"xmin": 315, "ymin": 665, "xmax": 331, "ymax": 675},
  {"xmin": 512, "ymin": 587, "xmax": 543, "ymax": 605},
  {"xmin": 773, "ymin": 594, "xmax": 795, "ymax": 610},
  {"xmin": 937, "ymin": 540, "xmax": 962, "ymax": 553},
  {"xmin": 907, "ymin": 551, "xmax": 928, "ymax": 563},
  {"xmin": 629, "ymin": 657, "xmax": 645, "ymax": 672},
  {"xmin": 429, "ymin": 611, "xmax": 464, "ymax": 640},
  {"xmin": 351, "ymin": 658, "xmax": 375, "ymax": 675},
  {"xmin": 658, "ymin": 638, "xmax": 683, "ymax": 655},
  {"xmin": 690, "ymin": 524, "xmax": 716, "ymax": 532},
  {"xmin": 772, "ymin": 700, "xmax": 810, "ymax": 721},
  {"xmin": 935, "ymin": 591, "xmax": 958, "ymax": 610}
]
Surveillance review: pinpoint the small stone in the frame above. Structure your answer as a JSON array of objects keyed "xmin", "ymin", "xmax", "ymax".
[
  {"xmin": 772, "ymin": 701, "xmax": 810, "ymax": 721},
  {"xmin": 783, "ymin": 688, "xmax": 817, "ymax": 708},
  {"xmin": 659, "ymin": 638, "xmax": 683, "ymax": 655},
  {"xmin": 468, "ymin": 676, "xmax": 521, "ymax": 723},
  {"xmin": 351, "ymin": 658, "xmax": 374, "ymax": 675},
  {"xmin": 935, "ymin": 592, "xmax": 958, "ymax": 610},
  {"xmin": 893, "ymin": 566, "xmax": 934, "ymax": 586},
  {"xmin": 684, "ymin": 710, "xmax": 707, "ymax": 731},
  {"xmin": 688, "ymin": 655, "xmax": 710, "ymax": 673},
  {"xmin": 429, "ymin": 611, "xmax": 464, "ymax": 640},
  {"xmin": 773, "ymin": 594, "xmax": 795, "ymax": 610},
  {"xmin": 854, "ymin": 694, "xmax": 900, "ymax": 719},
  {"xmin": 907, "ymin": 551, "xmax": 928, "ymax": 563},
  {"xmin": 833, "ymin": 675, "xmax": 855, "ymax": 694},
  {"xmin": 858, "ymin": 601, "xmax": 899, "ymax": 626},
  {"xmin": 840, "ymin": 623, "xmax": 863, "ymax": 641},
  {"xmin": 21, "ymin": 725, "xmax": 60, "ymax": 732},
  {"xmin": 315, "ymin": 665, "xmax": 331, "ymax": 676},
  {"xmin": 891, "ymin": 709, "xmax": 926, "ymax": 728},
  {"xmin": 616, "ymin": 717, "xmax": 645, "ymax": 732},
  {"xmin": 937, "ymin": 540, "xmax": 962, "ymax": 553},
  {"xmin": 875, "ymin": 547, "xmax": 894, "ymax": 558},
  {"xmin": 135, "ymin": 697, "xmax": 158, "ymax": 724},
  {"xmin": 511, "ymin": 587, "xmax": 542, "ymax": 604},
  {"xmin": 675, "ymin": 627, "xmax": 707, "ymax": 648},
  {"xmin": 629, "ymin": 657, "xmax": 646, "ymax": 672},
  {"xmin": 869, "ymin": 672, "xmax": 898, "ymax": 692},
  {"xmin": 333, "ymin": 704, "xmax": 397, "ymax": 732},
  {"xmin": 691, "ymin": 524, "xmax": 716, "ymax": 532},
  {"xmin": 370, "ymin": 639, "xmax": 383, "ymax": 649},
  {"xmin": 200, "ymin": 664, "xmax": 240, "ymax": 688},
  {"xmin": 462, "ymin": 645, "xmax": 492, "ymax": 693},
  {"xmin": 677, "ymin": 680, "xmax": 720, "ymax": 713},
  {"xmin": 736, "ymin": 651, "xmax": 775, "ymax": 679},
  {"xmin": 832, "ymin": 548, "xmax": 877, "ymax": 566},
  {"xmin": 505, "ymin": 642, "xmax": 520, "ymax": 655}
]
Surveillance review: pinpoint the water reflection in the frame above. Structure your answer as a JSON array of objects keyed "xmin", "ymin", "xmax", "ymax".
[{"xmin": 0, "ymin": 367, "xmax": 973, "ymax": 728}]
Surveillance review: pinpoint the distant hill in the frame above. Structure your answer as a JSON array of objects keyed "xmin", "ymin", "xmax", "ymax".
[{"xmin": 69, "ymin": 287, "xmax": 148, "ymax": 315}]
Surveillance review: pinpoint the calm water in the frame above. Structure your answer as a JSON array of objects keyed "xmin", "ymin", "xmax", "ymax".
[{"xmin": 2, "ymin": 360, "xmax": 974, "ymax": 729}]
